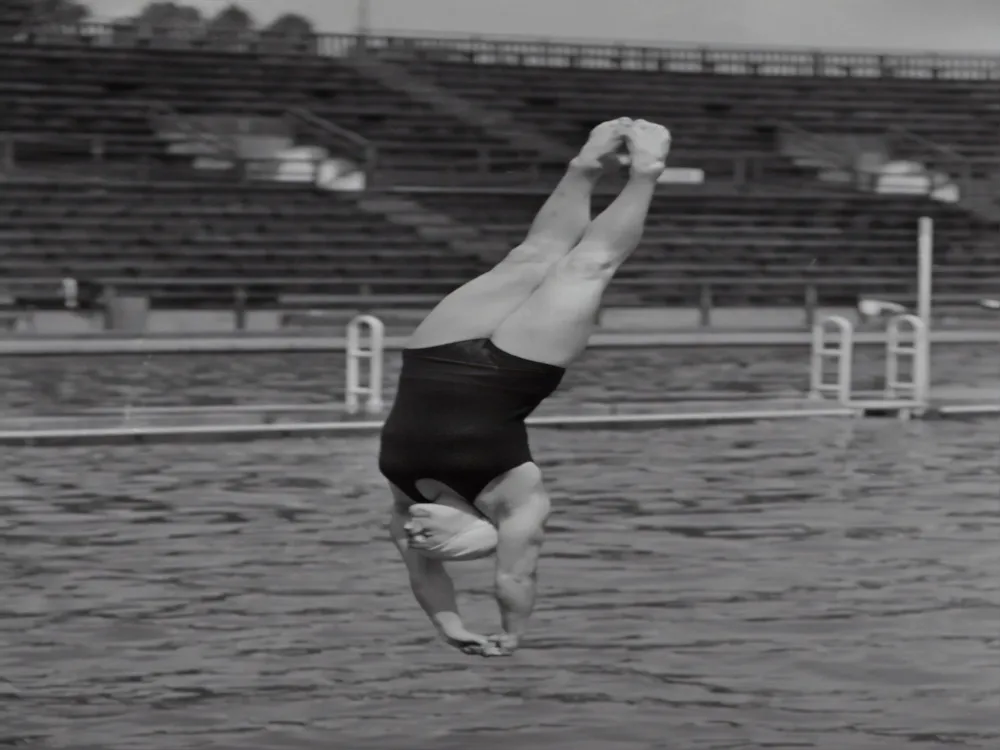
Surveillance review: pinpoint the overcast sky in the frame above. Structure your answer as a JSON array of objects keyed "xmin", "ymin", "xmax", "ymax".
[{"xmin": 84, "ymin": 0, "xmax": 1000, "ymax": 52}]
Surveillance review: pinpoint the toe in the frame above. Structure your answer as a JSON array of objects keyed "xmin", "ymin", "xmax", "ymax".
[{"xmin": 409, "ymin": 535, "xmax": 432, "ymax": 550}]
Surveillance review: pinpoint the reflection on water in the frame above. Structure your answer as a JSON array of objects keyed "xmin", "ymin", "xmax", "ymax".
[{"xmin": 2, "ymin": 420, "xmax": 999, "ymax": 749}]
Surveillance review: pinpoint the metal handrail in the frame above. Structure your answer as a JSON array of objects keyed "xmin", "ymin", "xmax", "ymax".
[
  {"xmin": 888, "ymin": 125, "xmax": 966, "ymax": 161},
  {"xmin": 285, "ymin": 106, "xmax": 378, "ymax": 179},
  {"xmin": 775, "ymin": 120, "xmax": 853, "ymax": 168},
  {"xmin": 147, "ymin": 101, "xmax": 242, "ymax": 164},
  {"xmin": 8, "ymin": 24, "xmax": 1000, "ymax": 80},
  {"xmin": 286, "ymin": 107, "xmax": 369, "ymax": 149}
]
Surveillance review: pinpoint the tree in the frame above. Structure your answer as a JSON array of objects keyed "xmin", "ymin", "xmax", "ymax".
[
  {"xmin": 140, "ymin": 2, "xmax": 201, "ymax": 34},
  {"xmin": 30, "ymin": 0, "xmax": 89, "ymax": 25},
  {"xmin": 206, "ymin": 4, "xmax": 254, "ymax": 34},
  {"xmin": 135, "ymin": 1, "xmax": 203, "ymax": 34},
  {"xmin": 113, "ymin": 2, "xmax": 204, "ymax": 46},
  {"xmin": 1, "ymin": 0, "xmax": 88, "ymax": 31},
  {"xmin": 106, "ymin": 0, "xmax": 316, "ymax": 53},
  {"xmin": 261, "ymin": 13, "xmax": 316, "ymax": 55},
  {"xmin": 265, "ymin": 13, "xmax": 314, "ymax": 38},
  {"xmin": 203, "ymin": 4, "xmax": 255, "ymax": 50},
  {"xmin": 2, "ymin": 0, "xmax": 89, "ymax": 42}
]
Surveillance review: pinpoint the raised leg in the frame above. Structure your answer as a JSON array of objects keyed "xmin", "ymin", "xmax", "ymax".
[
  {"xmin": 405, "ymin": 118, "xmax": 631, "ymax": 349},
  {"xmin": 491, "ymin": 120, "xmax": 671, "ymax": 366},
  {"xmin": 474, "ymin": 462, "xmax": 551, "ymax": 656}
]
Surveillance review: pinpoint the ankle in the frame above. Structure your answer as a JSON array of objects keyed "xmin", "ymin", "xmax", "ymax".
[
  {"xmin": 628, "ymin": 162, "xmax": 664, "ymax": 180},
  {"xmin": 568, "ymin": 156, "xmax": 605, "ymax": 177}
]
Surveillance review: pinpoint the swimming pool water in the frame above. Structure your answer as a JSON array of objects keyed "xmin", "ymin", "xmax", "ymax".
[
  {"xmin": 2, "ymin": 421, "xmax": 998, "ymax": 749},
  {"xmin": 1, "ymin": 345, "xmax": 998, "ymax": 749},
  {"xmin": 1, "ymin": 343, "xmax": 998, "ymax": 415}
]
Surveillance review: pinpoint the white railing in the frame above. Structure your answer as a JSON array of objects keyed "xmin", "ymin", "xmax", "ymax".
[
  {"xmin": 809, "ymin": 313, "xmax": 931, "ymax": 410},
  {"xmin": 809, "ymin": 216, "xmax": 935, "ymax": 412},
  {"xmin": 885, "ymin": 314, "xmax": 930, "ymax": 403},
  {"xmin": 345, "ymin": 314, "xmax": 385, "ymax": 415},
  {"xmin": 809, "ymin": 315, "xmax": 854, "ymax": 404}
]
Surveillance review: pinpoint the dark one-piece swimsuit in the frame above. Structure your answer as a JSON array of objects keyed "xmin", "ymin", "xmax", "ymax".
[{"xmin": 378, "ymin": 338, "xmax": 565, "ymax": 503}]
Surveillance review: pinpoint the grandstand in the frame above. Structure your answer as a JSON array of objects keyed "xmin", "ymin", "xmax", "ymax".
[{"xmin": 0, "ymin": 24, "xmax": 998, "ymax": 326}]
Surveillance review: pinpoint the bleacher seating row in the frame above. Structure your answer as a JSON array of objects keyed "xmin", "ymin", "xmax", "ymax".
[
  {"xmin": 0, "ymin": 183, "xmax": 483, "ymax": 282},
  {"xmin": 411, "ymin": 59, "xmax": 1000, "ymax": 158},
  {"xmin": 1, "ymin": 181, "xmax": 996, "ymax": 307},
  {"xmin": 0, "ymin": 43, "xmax": 528, "ymax": 176},
  {"xmin": 0, "ymin": 28, "xmax": 997, "ymax": 312}
]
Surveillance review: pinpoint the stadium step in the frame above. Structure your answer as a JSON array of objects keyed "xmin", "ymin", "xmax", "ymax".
[
  {"xmin": 353, "ymin": 192, "xmax": 507, "ymax": 262},
  {"xmin": 344, "ymin": 52, "xmax": 571, "ymax": 164}
]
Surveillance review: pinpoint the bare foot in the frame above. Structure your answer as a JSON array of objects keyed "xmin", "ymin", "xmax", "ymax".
[
  {"xmin": 570, "ymin": 117, "xmax": 632, "ymax": 172},
  {"xmin": 439, "ymin": 624, "xmax": 492, "ymax": 656},
  {"xmin": 625, "ymin": 119, "xmax": 671, "ymax": 177},
  {"xmin": 403, "ymin": 503, "xmax": 471, "ymax": 552},
  {"xmin": 484, "ymin": 632, "xmax": 519, "ymax": 657}
]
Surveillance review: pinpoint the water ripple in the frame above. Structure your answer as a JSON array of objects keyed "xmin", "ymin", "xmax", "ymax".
[
  {"xmin": 1, "ymin": 344, "xmax": 998, "ymax": 415},
  {"xmin": 0, "ymin": 417, "xmax": 997, "ymax": 748}
]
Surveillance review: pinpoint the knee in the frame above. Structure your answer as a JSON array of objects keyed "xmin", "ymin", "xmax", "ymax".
[
  {"xmin": 525, "ymin": 487, "xmax": 552, "ymax": 524},
  {"xmin": 502, "ymin": 466, "xmax": 551, "ymax": 523},
  {"xmin": 517, "ymin": 463, "xmax": 548, "ymax": 502},
  {"xmin": 503, "ymin": 240, "xmax": 562, "ymax": 264},
  {"xmin": 557, "ymin": 242, "xmax": 618, "ymax": 278}
]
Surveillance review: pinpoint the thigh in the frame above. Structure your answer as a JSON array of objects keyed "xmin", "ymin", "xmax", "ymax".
[
  {"xmin": 489, "ymin": 256, "xmax": 610, "ymax": 367},
  {"xmin": 406, "ymin": 255, "xmax": 554, "ymax": 349},
  {"xmin": 387, "ymin": 483, "xmax": 418, "ymax": 558}
]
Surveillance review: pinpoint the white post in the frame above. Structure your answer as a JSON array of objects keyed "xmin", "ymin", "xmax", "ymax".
[
  {"xmin": 356, "ymin": 0, "xmax": 371, "ymax": 35},
  {"xmin": 345, "ymin": 314, "xmax": 385, "ymax": 415},
  {"xmin": 916, "ymin": 216, "xmax": 933, "ymax": 400},
  {"xmin": 809, "ymin": 315, "xmax": 854, "ymax": 404},
  {"xmin": 917, "ymin": 216, "xmax": 933, "ymax": 330}
]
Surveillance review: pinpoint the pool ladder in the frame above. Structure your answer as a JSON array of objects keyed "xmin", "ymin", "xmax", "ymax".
[
  {"xmin": 345, "ymin": 314, "xmax": 385, "ymax": 415},
  {"xmin": 810, "ymin": 314, "xmax": 930, "ymax": 417},
  {"xmin": 810, "ymin": 315, "xmax": 855, "ymax": 405},
  {"xmin": 344, "ymin": 312, "xmax": 931, "ymax": 418}
]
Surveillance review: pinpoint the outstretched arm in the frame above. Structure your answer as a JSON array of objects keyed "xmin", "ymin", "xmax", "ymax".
[
  {"xmin": 389, "ymin": 507, "xmax": 488, "ymax": 653},
  {"xmin": 493, "ymin": 491, "xmax": 551, "ymax": 650}
]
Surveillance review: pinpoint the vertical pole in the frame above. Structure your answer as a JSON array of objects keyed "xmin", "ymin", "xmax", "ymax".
[
  {"xmin": 356, "ymin": 0, "xmax": 371, "ymax": 36},
  {"xmin": 366, "ymin": 318, "xmax": 385, "ymax": 414},
  {"xmin": 345, "ymin": 320, "xmax": 362, "ymax": 415},
  {"xmin": 916, "ymin": 216, "xmax": 933, "ymax": 399},
  {"xmin": 917, "ymin": 216, "xmax": 933, "ymax": 330},
  {"xmin": 838, "ymin": 321, "xmax": 854, "ymax": 405}
]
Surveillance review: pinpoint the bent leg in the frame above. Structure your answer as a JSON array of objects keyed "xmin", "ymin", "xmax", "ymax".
[
  {"xmin": 491, "ymin": 121, "xmax": 671, "ymax": 366},
  {"xmin": 390, "ymin": 462, "xmax": 552, "ymax": 655},
  {"xmin": 387, "ymin": 485, "xmax": 490, "ymax": 654},
  {"xmin": 473, "ymin": 462, "xmax": 552, "ymax": 653},
  {"xmin": 406, "ymin": 118, "xmax": 631, "ymax": 349}
]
